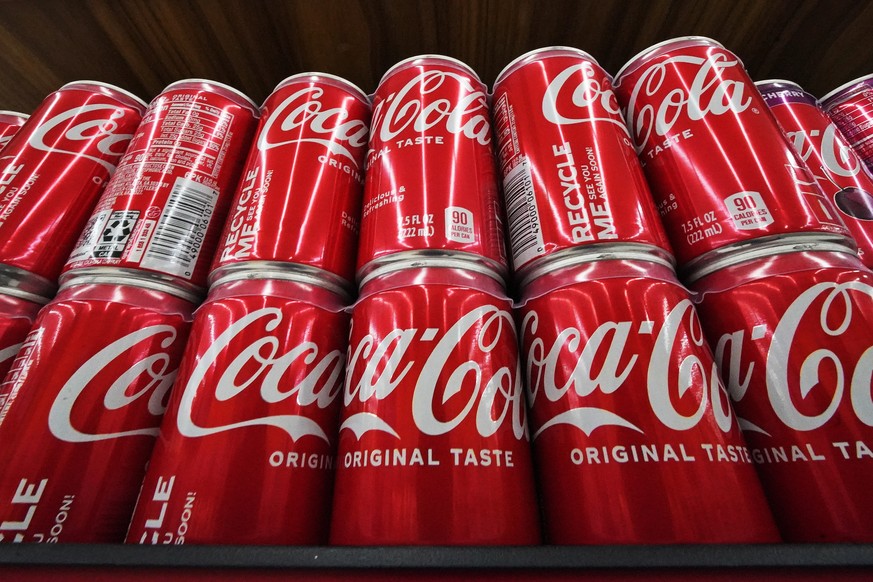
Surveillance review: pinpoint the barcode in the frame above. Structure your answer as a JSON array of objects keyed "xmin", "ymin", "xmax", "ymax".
[
  {"xmin": 140, "ymin": 176, "xmax": 218, "ymax": 278},
  {"xmin": 503, "ymin": 158, "xmax": 545, "ymax": 268}
]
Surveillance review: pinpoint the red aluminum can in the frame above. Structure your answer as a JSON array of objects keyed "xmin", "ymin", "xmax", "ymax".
[
  {"xmin": 0, "ymin": 81, "xmax": 146, "ymax": 293},
  {"xmin": 331, "ymin": 262, "xmax": 540, "ymax": 545},
  {"xmin": 519, "ymin": 253, "xmax": 779, "ymax": 544},
  {"xmin": 0, "ymin": 291, "xmax": 43, "ymax": 383},
  {"xmin": 758, "ymin": 79, "xmax": 873, "ymax": 268},
  {"xmin": 821, "ymin": 74, "xmax": 873, "ymax": 173},
  {"xmin": 492, "ymin": 47, "xmax": 672, "ymax": 278},
  {"xmin": 127, "ymin": 273, "xmax": 349, "ymax": 545},
  {"xmin": 210, "ymin": 73, "xmax": 370, "ymax": 290},
  {"xmin": 357, "ymin": 56, "xmax": 507, "ymax": 281},
  {"xmin": 0, "ymin": 111, "xmax": 28, "ymax": 151},
  {"xmin": 0, "ymin": 275, "xmax": 195, "ymax": 543},
  {"xmin": 64, "ymin": 79, "xmax": 259, "ymax": 294},
  {"xmin": 613, "ymin": 37, "xmax": 851, "ymax": 272},
  {"xmin": 690, "ymin": 242, "xmax": 873, "ymax": 541}
]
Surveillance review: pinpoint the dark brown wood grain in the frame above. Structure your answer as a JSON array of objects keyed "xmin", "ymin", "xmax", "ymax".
[{"xmin": 0, "ymin": 0, "xmax": 870, "ymax": 112}]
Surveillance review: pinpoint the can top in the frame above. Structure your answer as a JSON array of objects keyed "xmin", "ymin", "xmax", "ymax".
[
  {"xmin": 820, "ymin": 73, "xmax": 873, "ymax": 109},
  {"xmin": 755, "ymin": 79, "xmax": 803, "ymax": 91},
  {"xmin": 518, "ymin": 243, "xmax": 675, "ymax": 291},
  {"xmin": 209, "ymin": 261, "xmax": 351, "ymax": 301},
  {"xmin": 60, "ymin": 267, "xmax": 202, "ymax": 303},
  {"xmin": 359, "ymin": 254, "xmax": 504, "ymax": 289},
  {"xmin": 160, "ymin": 78, "xmax": 260, "ymax": 116},
  {"xmin": 0, "ymin": 110, "xmax": 29, "ymax": 121},
  {"xmin": 378, "ymin": 54, "xmax": 482, "ymax": 88},
  {"xmin": 0, "ymin": 263, "xmax": 55, "ymax": 303},
  {"xmin": 614, "ymin": 36, "xmax": 726, "ymax": 84},
  {"xmin": 683, "ymin": 233, "xmax": 857, "ymax": 284},
  {"xmin": 493, "ymin": 46, "xmax": 599, "ymax": 89},
  {"xmin": 272, "ymin": 72, "xmax": 370, "ymax": 105},
  {"xmin": 59, "ymin": 80, "xmax": 148, "ymax": 112}
]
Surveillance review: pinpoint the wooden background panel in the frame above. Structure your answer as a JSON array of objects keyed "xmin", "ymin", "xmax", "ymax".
[{"xmin": 0, "ymin": 0, "xmax": 871, "ymax": 113}]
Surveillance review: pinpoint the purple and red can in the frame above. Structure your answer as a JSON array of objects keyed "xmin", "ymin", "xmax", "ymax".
[
  {"xmin": 821, "ymin": 74, "xmax": 873, "ymax": 174},
  {"xmin": 613, "ymin": 37, "xmax": 851, "ymax": 272},
  {"xmin": 518, "ymin": 252, "xmax": 779, "ymax": 544},
  {"xmin": 210, "ymin": 73, "xmax": 370, "ymax": 289},
  {"xmin": 0, "ymin": 275, "xmax": 195, "ymax": 543},
  {"xmin": 758, "ymin": 79, "xmax": 873, "ymax": 268},
  {"xmin": 357, "ymin": 55, "xmax": 507, "ymax": 281},
  {"xmin": 331, "ymin": 263, "xmax": 540, "ymax": 545},
  {"xmin": 492, "ymin": 47, "xmax": 672, "ymax": 278},
  {"xmin": 64, "ymin": 79, "xmax": 259, "ymax": 294},
  {"xmin": 691, "ymin": 242, "xmax": 873, "ymax": 542},
  {"xmin": 127, "ymin": 273, "xmax": 349, "ymax": 545},
  {"xmin": 0, "ymin": 111, "xmax": 28, "ymax": 151},
  {"xmin": 0, "ymin": 81, "xmax": 146, "ymax": 295}
]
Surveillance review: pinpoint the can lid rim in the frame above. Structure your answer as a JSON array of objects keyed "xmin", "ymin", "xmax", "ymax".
[
  {"xmin": 59, "ymin": 80, "xmax": 148, "ymax": 110},
  {"xmin": 493, "ymin": 46, "xmax": 599, "ymax": 89},
  {"xmin": 359, "ymin": 254, "xmax": 505, "ymax": 289},
  {"xmin": 209, "ymin": 261, "xmax": 352, "ymax": 299},
  {"xmin": 378, "ymin": 55, "xmax": 481, "ymax": 87},
  {"xmin": 271, "ymin": 73, "xmax": 371, "ymax": 104},
  {"xmin": 614, "ymin": 36, "xmax": 725, "ymax": 84},
  {"xmin": 161, "ymin": 79, "xmax": 260, "ymax": 114},
  {"xmin": 60, "ymin": 267, "xmax": 203, "ymax": 303},
  {"xmin": 683, "ymin": 234, "xmax": 857, "ymax": 283},
  {"xmin": 755, "ymin": 79, "xmax": 803, "ymax": 89},
  {"xmin": 0, "ymin": 110, "xmax": 29, "ymax": 119},
  {"xmin": 820, "ymin": 73, "xmax": 873, "ymax": 107},
  {"xmin": 517, "ymin": 244, "xmax": 675, "ymax": 290}
]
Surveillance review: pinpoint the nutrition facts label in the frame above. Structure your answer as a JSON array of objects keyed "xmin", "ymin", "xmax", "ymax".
[{"xmin": 108, "ymin": 98, "xmax": 233, "ymax": 196}]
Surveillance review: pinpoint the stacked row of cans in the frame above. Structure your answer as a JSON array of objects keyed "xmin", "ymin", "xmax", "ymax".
[
  {"xmin": 1, "ymin": 35, "xmax": 873, "ymax": 546},
  {"xmin": 610, "ymin": 37, "xmax": 873, "ymax": 542},
  {"xmin": 491, "ymin": 45, "xmax": 780, "ymax": 543},
  {"xmin": 0, "ymin": 78, "xmax": 262, "ymax": 541}
]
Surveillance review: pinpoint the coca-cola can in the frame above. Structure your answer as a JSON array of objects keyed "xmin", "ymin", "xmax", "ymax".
[
  {"xmin": 0, "ymin": 291, "xmax": 44, "ymax": 383},
  {"xmin": 0, "ymin": 81, "xmax": 147, "ymax": 294},
  {"xmin": 821, "ymin": 74, "xmax": 873, "ymax": 173},
  {"xmin": 127, "ymin": 272, "xmax": 349, "ymax": 545},
  {"xmin": 519, "ymin": 252, "xmax": 779, "ymax": 544},
  {"xmin": 0, "ymin": 111, "xmax": 28, "ymax": 151},
  {"xmin": 613, "ymin": 37, "xmax": 851, "ymax": 272},
  {"xmin": 690, "ymin": 242, "xmax": 873, "ymax": 541},
  {"xmin": 492, "ymin": 47, "xmax": 672, "ymax": 279},
  {"xmin": 331, "ymin": 262, "xmax": 540, "ymax": 545},
  {"xmin": 357, "ymin": 55, "xmax": 507, "ymax": 281},
  {"xmin": 210, "ymin": 73, "xmax": 370, "ymax": 290},
  {"xmin": 64, "ymin": 79, "xmax": 260, "ymax": 294},
  {"xmin": 0, "ymin": 274, "xmax": 195, "ymax": 543}
]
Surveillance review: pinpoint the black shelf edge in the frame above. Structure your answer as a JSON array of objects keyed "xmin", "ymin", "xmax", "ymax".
[{"xmin": 0, "ymin": 544, "xmax": 872, "ymax": 570}]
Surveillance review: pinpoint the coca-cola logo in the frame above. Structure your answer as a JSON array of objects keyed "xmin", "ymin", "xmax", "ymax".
[
  {"xmin": 341, "ymin": 305, "xmax": 526, "ymax": 440},
  {"xmin": 48, "ymin": 325, "xmax": 179, "ymax": 443},
  {"xmin": 621, "ymin": 51, "xmax": 752, "ymax": 152},
  {"xmin": 541, "ymin": 63, "xmax": 630, "ymax": 137},
  {"xmin": 370, "ymin": 70, "xmax": 491, "ymax": 145},
  {"xmin": 787, "ymin": 124, "xmax": 863, "ymax": 179},
  {"xmin": 28, "ymin": 103, "xmax": 135, "ymax": 172},
  {"xmin": 522, "ymin": 299, "xmax": 733, "ymax": 439},
  {"xmin": 257, "ymin": 86, "xmax": 369, "ymax": 167},
  {"xmin": 714, "ymin": 281, "xmax": 873, "ymax": 433},
  {"xmin": 177, "ymin": 308, "xmax": 344, "ymax": 442}
]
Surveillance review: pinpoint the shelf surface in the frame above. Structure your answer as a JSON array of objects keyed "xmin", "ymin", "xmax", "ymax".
[{"xmin": 0, "ymin": 543, "xmax": 872, "ymax": 570}]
